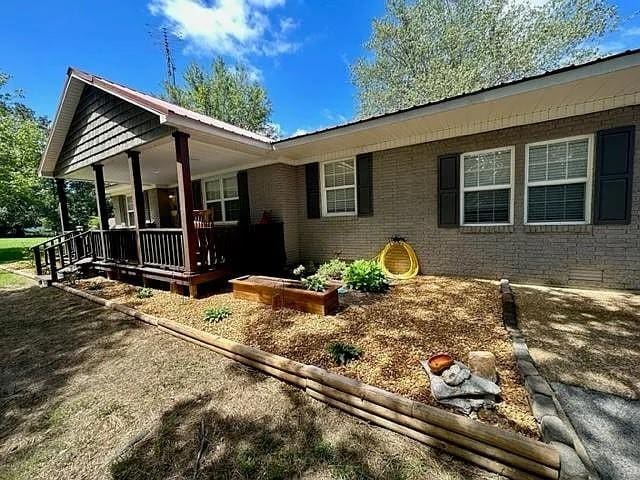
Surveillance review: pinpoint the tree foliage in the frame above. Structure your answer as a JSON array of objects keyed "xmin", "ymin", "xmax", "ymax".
[
  {"xmin": 164, "ymin": 58, "xmax": 276, "ymax": 137},
  {"xmin": 0, "ymin": 74, "xmax": 54, "ymax": 234},
  {"xmin": 352, "ymin": 0, "xmax": 620, "ymax": 117},
  {"xmin": 0, "ymin": 73, "xmax": 97, "ymax": 234}
]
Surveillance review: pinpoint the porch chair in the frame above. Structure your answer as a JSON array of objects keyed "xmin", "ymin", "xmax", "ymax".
[{"xmin": 193, "ymin": 209, "xmax": 215, "ymax": 269}]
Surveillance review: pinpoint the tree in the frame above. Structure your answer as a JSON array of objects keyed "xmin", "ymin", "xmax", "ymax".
[
  {"xmin": 164, "ymin": 58, "xmax": 276, "ymax": 137},
  {"xmin": 0, "ymin": 74, "xmax": 54, "ymax": 234},
  {"xmin": 0, "ymin": 73, "xmax": 98, "ymax": 235},
  {"xmin": 352, "ymin": 0, "xmax": 620, "ymax": 117}
]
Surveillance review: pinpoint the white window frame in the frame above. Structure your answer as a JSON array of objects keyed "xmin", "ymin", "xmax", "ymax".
[
  {"xmin": 524, "ymin": 134, "xmax": 593, "ymax": 225},
  {"xmin": 125, "ymin": 195, "xmax": 134, "ymax": 227},
  {"xmin": 201, "ymin": 173, "xmax": 240, "ymax": 224},
  {"xmin": 460, "ymin": 146, "xmax": 515, "ymax": 226},
  {"xmin": 320, "ymin": 158, "xmax": 358, "ymax": 217}
]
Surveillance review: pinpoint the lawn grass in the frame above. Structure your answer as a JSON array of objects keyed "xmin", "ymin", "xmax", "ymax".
[
  {"xmin": 0, "ymin": 285, "xmax": 496, "ymax": 480},
  {"xmin": 0, "ymin": 237, "xmax": 49, "ymax": 264},
  {"xmin": 0, "ymin": 271, "xmax": 33, "ymax": 288}
]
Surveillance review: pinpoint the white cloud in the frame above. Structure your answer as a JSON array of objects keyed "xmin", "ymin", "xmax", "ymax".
[
  {"xmin": 623, "ymin": 26, "xmax": 640, "ymax": 37},
  {"xmin": 292, "ymin": 128, "xmax": 308, "ymax": 136},
  {"xmin": 149, "ymin": 0, "xmax": 298, "ymax": 57}
]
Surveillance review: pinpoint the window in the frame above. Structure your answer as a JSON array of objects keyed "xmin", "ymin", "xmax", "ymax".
[
  {"xmin": 321, "ymin": 158, "xmax": 357, "ymax": 216},
  {"xmin": 203, "ymin": 174, "xmax": 240, "ymax": 222},
  {"xmin": 125, "ymin": 195, "xmax": 135, "ymax": 226},
  {"xmin": 525, "ymin": 135, "xmax": 592, "ymax": 224},
  {"xmin": 461, "ymin": 147, "xmax": 514, "ymax": 225}
]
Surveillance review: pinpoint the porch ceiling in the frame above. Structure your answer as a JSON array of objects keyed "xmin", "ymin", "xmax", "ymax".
[{"xmin": 64, "ymin": 135, "xmax": 268, "ymax": 186}]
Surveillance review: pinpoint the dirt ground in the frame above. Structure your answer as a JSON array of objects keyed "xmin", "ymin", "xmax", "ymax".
[
  {"xmin": 0, "ymin": 278, "xmax": 500, "ymax": 480},
  {"xmin": 72, "ymin": 274, "xmax": 537, "ymax": 437},
  {"xmin": 512, "ymin": 283, "xmax": 640, "ymax": 400}
]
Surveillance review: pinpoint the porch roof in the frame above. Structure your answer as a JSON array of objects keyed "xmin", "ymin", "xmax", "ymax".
[{"xmin": 41, "ymin": 48, "xmax": 640, "ymax": 182}]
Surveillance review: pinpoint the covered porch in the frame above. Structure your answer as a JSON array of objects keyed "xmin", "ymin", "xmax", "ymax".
[{"xmin": 36, "ymin": 69, "xmax": 285, "ymax": 296}]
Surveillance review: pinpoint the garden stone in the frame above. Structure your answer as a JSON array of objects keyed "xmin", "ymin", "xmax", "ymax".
[
  {"xmin": 541, "ymin": 415, "xmax": 574, "ymax": 446},
  {"xmin": 550, "ymin": 442, "xmax": 588, "ymax": 480},
  {"xmin": 436, "ymin": 396, "xmax": 496, "ymax": 415},
  {"xmin": 525, "ymin": 375, "xmax": 554, "ymax": 397},
  {"xmin": 428, "ymin": 363, "xmax": 500, "ymax": 400},
  {"xmin": 468, "ymin": 351, "xmax": 497, "ymax": 383},
  {"xmin": 531, "ymin": 393, "xmax": 557, "ymax": 421},
  {"xmin": 441, "ymin": 363, "xmax": 471, "ymax": 386},
  {"xmin": 517, "ymin": 360, "xmax": 538, "ymax": 377}
]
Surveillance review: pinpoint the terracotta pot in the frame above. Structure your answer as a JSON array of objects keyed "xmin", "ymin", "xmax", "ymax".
[{"xmin": 427, "ymin": 353, "xmax": 454, "ymax": 375}]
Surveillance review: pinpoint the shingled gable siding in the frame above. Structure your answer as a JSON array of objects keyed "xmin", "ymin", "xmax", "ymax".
[
  {"xmin": 54, "ymin": 85, "xmax": 171, "ymax": 176},
  {"xmin": 295, "ymin": 106, "xmax": 640, "ymax": 290}
]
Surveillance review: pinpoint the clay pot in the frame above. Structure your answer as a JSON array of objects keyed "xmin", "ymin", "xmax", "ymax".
[{"xmin": 427, "ymin": 353, "xmax": 454, "ymax": 375}]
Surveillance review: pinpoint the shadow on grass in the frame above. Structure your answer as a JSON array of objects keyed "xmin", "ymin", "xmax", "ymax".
[
  {"xmin": 0, "ymin": 285, "xmax": 142, "ymax": 464},
  {"xmin": 513, "ymin": 285, "xmax": 640, "ymax": 399},
  {"xmin": 110, "ymin": 383, "xmax": 449, "ymax": 480}
]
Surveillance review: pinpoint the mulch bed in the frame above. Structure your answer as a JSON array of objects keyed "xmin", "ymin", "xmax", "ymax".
[{"xmin": 73, "ymin": 274, "xmax": 538, "ymax": 438}]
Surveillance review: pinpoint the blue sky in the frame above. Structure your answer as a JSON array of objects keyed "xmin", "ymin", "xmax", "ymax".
[{"xmin": 1, "ymin": 0, "xmax": 639, "ymax": 137}]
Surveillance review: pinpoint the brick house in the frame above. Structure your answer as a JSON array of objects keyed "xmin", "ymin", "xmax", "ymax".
[{"xmin": 38, "ymin": 50, "xmax": 640, "ymax": 293}]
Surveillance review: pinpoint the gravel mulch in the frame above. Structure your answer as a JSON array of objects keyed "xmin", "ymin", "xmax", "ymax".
[{"xmin": 73, "ymin": 274, "xmax": 538, "ymax": 437}]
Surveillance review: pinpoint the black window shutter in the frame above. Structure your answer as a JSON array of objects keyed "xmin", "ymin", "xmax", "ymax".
[
  {"xmin": 237, "ymin": 170, "xmax": 250, "ymax": 225},
  {"xmin": 438, "ymin": 154, "xmax": 460, "ymax": 228},
  {"xmin": 191, "ymin": 179, "xmax": 203, "ymax": 210},
  {"xmin": 305, "ymin": 162, "xmax": 321, "ymax": 218},
  {"xmin": 595, "ymin": 126, "xmax": 635, "ymax": 225},
  {"xmin": 356, "ymin": 152, "xmax": 373, "ymax": 216}
]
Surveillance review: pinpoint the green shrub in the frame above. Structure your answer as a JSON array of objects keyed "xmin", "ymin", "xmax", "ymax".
[
  {"xmin": 136, "ymin": 287, "xmax": 153, "ymax": 299},
  {"xmin": 342, "ymin": 259, "xmax": 388, "ymax": 292},
  {"xmin": 326, "ymin": 341, "xmax": 363, "ymax": 365},
  {"xmin": 204, "ymin": 306, "xmax": 231, "ymax": 323},
  {"xmin": 316, "ymin": 258, "xmax": 348, "ymax": 280},
  {"xmin": 301, "ymin": 273, "xmax": 327, "ymax": 292}
]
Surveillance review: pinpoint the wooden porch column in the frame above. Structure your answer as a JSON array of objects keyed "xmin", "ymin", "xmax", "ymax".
[
  {"xmin": 55, "ymin": 178, "xmax": 72, "ymax": 233},
  {"xmin": 93, "ymin": 164, "xmax": 109, "ymax": 260},
  {"xmin": 92, "ymin": 164, "xmax": 110, "ymax": 230},
  {"xmin": 173, "ymin": 131, "xmax": 198, "ymax": 275},
  {"xmin": 127, "ymin": 150, "xmax": 145, "ymax": 265}
]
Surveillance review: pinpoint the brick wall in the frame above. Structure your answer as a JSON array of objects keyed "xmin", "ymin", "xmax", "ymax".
[
  {"xmin": 294, "ymin": 106, "xmax": 640, "ymax": 289},
  {"xmin": 247, "ymin": 163, "xmax": 301, "ymax": 262}
]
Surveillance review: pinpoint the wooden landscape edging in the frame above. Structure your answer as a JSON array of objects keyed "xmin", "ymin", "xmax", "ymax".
[{"xmin": 40, "ymin": 280, "xmax": 560, "ymax": 480}]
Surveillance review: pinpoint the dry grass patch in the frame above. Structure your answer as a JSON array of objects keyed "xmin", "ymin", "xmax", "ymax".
[
  {"xmin": 1, "ymin": 284, "xmax": 498, "ymax": 480},
  {"xmin": 75, "ymin": 275, "xmax": 537, "ymax": 437},
  {"xmin": 513, "ymin": 283, "xmax": 640, "ymax": 399}
]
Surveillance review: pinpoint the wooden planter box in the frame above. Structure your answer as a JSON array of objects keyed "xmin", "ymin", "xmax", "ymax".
[{"xmin": 229, "ymin": 275, "xmax": 340, "ymax": 315}]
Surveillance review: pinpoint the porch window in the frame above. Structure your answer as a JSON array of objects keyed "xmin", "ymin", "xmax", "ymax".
[
  {"xmin": 461, "ymin": 147, "xmax": 514, "ymax": 225},
  {"xmin": 525, "ymin": 135, "xmax": 592, "ymax": 224},
  {"xmin": 321, "ymin": 158, "xmax": 357, "ymax": 216},
  {"xmin": 125, "ymin": 195, "xmax": 135, "ymax": 226},
  {"xmin": 203, "ymin": 174, "xmax": 240, "ymax": 222},
  {"xmin": 125, "ymin": 193, "xmax": 150, "ymax": 226}
]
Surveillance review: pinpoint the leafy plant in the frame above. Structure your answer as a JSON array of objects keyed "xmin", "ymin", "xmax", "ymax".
[
  {"xmin": 86, "ymin": 282, "xmax": 102, "ymax": 291},
  {"xmin": 292, "ymin": 264, "xmax": 306, "ymax": 277},
  {"xmin": 326, "ymin": 341, "xmax": 363, "ymax": 365},
  {"xmin": 316, "ymin": 258, "xmax": 348, "ymax": 280},
  {"xmin": 204, "ymin": 306, "xmax": 231, "ymax": 323},
  {"xmin": 301, "ymin": 273, "xmax": 327, "ymax": 292},
  {"xmin": 342, "ymin": 259, "xmax": 388, "ymax": 292},
  {"xmin": 136, "ymin": 287, "xmax": 153, "ymax": 299}
]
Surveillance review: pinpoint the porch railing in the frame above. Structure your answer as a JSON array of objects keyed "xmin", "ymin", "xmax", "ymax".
[
  {"xmin": 140, "ymin": 228, "xmax": 184, "ymax": 270},
  {"xmin": 90, "ymin": 229, "xmax": 138, "ymax": 264},
  {"xmin": 34, "ymin": 222, "xmax": 286, "ymax": 279}
]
